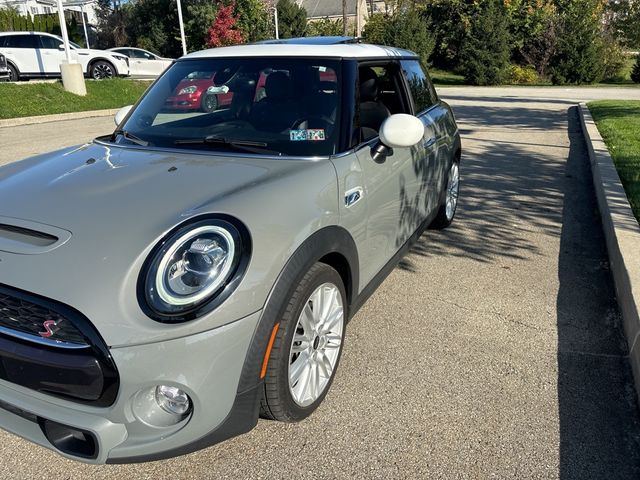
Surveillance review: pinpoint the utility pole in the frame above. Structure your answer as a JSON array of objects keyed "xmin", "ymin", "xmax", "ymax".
[
  {"xmin": 342, "ymin": 0, "xmax": 347, "ymax": 36},
  {"xmin": 176, "ymin": 0, "xmax": 187, "ymax": 56}
]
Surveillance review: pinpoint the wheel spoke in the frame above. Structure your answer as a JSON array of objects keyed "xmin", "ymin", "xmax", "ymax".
[
  {"xmin": 324, "ymin": 333, "xmax": 342, "ymax": 350},
  {"xmin": 319, "ymin": 353, "xmax": 333, "ymax": 378},
  {"xmin": 291, "ymin": 336, "xmax": 310, "ymax": 354},
  {"xmin": 299, "ymin": 302, "xmax": 315, "ymax": 334},
  {"xmin": 322, "ymin": 307, "xmax": 343, "ymax": 334},
  {"xmin": 289, "ymin": 352, "xmax": 309, "ymax": 386}
]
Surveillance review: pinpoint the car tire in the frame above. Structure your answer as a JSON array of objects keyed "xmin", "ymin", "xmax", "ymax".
[
  {"xmin": 7, "ymin": 64, "xmax": 19, "ymax": 82},
  {"xmin": 200, "ymin": 93, "xmax": 218, "ymax": 113},
  {"xmin": 430, "ymin": 159, "xmax": 460, "ymax": 230},
  {"xmin": 90, "ymin": 60, "xmax": 115, "ymax": 80},
  {"xmin": 260, "ymin": 262, "xmax": 346, "ymax": 422}
]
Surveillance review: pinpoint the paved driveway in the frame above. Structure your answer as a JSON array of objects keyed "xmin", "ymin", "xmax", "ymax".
[{"xmin": 1, "ymin": 87, "xmax": 640, "ymax": 479}]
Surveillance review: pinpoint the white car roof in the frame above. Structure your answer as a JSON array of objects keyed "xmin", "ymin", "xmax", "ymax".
[{"xmin": 183, "ymin": 43, "xmax": 418, "ymax": 60}]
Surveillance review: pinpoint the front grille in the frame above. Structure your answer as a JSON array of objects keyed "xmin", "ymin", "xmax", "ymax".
[
  {"xmin": 0, "ymin": 284, "xmax": 119, "ymax": 407},
  {"xmin": 0, "ymin": 291, "xmax": 87, "ymax": 345}
]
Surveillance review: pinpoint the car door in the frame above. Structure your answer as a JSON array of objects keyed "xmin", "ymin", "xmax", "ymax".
[
  {"xmin": 130, "ymin": 49, "xmax": 166, "ymax": 77},
  {"xmin": 400, "ymin": 59, "xmax": 447, "ymax": 217},
  {"xmin": 3, "ymin": 34, "xmax": 39, "ymax": 75},
  {"xmin": 331, "ymin": 61, "xmax": 436, "ymax": 288},
  {"xmin": 37, "ymin": 35, "xmax": 66, "ymax": 75}
]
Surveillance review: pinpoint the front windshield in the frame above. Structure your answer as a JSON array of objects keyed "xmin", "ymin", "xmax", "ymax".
[{"xmin": 117, "ymin": 57, "xmax": 342, "ymax": 156}]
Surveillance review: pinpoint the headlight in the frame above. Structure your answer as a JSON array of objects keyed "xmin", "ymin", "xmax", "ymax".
[
  {"xmin": 178, "ymin": 85, "xmax": 197, "ymax": 95},
  {"xmin": 140, "ymin": 217, "xmax": 251, "ymax": 321}
]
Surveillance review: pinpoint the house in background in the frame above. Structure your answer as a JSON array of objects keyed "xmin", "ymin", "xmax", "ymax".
[
  {"xmin": 0, "ymin": 0, "xmax": 98, "ymax": 25},
  {"xmin": 296, "ymin": 0, "xmax": 369, "ymax": 36}
]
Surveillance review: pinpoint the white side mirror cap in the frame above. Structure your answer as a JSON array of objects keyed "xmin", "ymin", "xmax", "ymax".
[
  {"xmin": 379, "ymin": 114, "xmax": 424, "ymax": 148},
  {"xmin": 114, "ymin": 105, "xmax": 133, "ymax": 126}
]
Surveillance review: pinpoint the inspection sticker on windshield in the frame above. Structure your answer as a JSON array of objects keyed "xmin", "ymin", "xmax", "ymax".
[{"xmin": 290, "ymin": 129, "xmax": 326, "ymax": 141}]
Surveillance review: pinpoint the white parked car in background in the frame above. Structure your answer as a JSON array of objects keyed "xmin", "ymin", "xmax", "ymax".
[
  {"xmin": 0, "ymin": 31, "xmax": 130, "ymax": 81},
  {"xmin": 108, "ymin": 47, "xmax": 173, "ymax": 78}
]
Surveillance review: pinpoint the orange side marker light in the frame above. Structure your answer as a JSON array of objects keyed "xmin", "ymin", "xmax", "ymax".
[{"xmin": 260, "ymin": 323, "xmax": 280, "ymax": 379}]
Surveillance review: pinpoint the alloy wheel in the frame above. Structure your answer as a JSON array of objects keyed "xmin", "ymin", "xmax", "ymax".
[{"xmin": 288, "ymin": 282, "xmax": 344, "ymax": 407}]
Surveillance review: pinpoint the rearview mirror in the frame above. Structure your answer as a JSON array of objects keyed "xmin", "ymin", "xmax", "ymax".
[
  {"xmin": 114, "ymin": 105, "xmax": 133, "ymax": 126},
  {"xmin": 371, "ymin": 114, "xmax": 425, "ymax": 164}
]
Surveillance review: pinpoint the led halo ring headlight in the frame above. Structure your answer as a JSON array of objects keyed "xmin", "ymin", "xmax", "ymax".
[{"xmin": 140, "ymin": 217, "xmax": 250, "ymax": 321}]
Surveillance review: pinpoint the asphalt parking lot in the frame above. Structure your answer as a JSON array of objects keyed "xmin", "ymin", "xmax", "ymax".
[{"xmin": 2, "ymin": 87, "xmax": 640, "ymax": 479}]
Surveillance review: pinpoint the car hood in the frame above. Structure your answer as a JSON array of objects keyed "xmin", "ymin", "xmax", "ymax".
[
  {"xmin": 0, "ymin": 141, "xmax": 331, "ymax": 346},
  {"xmin": 78, "ymin": 49, "xmax": 125, "ymax": 58}
]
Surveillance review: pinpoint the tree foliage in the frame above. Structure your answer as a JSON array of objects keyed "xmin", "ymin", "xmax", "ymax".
[
  {"xmin": 363, "ymin": 7, "xmax": 435, "ymax": 65},
  {"xmin": 459, "ymin": 0, "xmax": 511, "ymax": 85},
  {"xmin": 234, "ymin": 0, "xmax": 272, "ymax": 42},
  {"xmin": 632, "ymin": 55, "xmax": 640, "ymax": 84},
  {"xmin": 306, "ymin": 17, "xmax": 344, "ymax": 37},
  {"xmin": 550, "ymin": 0, "xmax": 605, "ymax": 84},
  {"xmin": 276, "ymin": 0, "xmax": 307, "ymax": 38},
  {"xmin": 206, "ymin": 1, "xmax": 244, "ymax": 47}
]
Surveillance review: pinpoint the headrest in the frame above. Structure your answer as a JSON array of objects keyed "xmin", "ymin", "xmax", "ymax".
[
  {"xmin": 359, "ymin": 67, "xmax": 379, "ymax": 102},
  {"xmin": 265, "ymin": 71, "xmax": 291, "ymax": 102}
]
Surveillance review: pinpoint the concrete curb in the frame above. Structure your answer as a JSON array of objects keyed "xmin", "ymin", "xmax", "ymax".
[
  {"xmin": 579, "ymin": 102, "xmax": 640, "ymax": 399},
  {"xmin": 0, "ymin": 109, "xmax": 118, "ymax": 128}
]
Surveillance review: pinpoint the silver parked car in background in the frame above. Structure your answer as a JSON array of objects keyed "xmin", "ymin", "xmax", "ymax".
[
  {"xmin": 0, "ymin": 37, "xmax": 460, "ymax": 463},
  {"xmin": 108, "ymin": 47, "xmax": 174, "ymax": 78}
]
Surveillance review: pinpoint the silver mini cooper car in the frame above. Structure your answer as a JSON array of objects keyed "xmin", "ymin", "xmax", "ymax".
[{"xmin": 0, "ymin": 38, "xmax": 460, "ymax": 463}]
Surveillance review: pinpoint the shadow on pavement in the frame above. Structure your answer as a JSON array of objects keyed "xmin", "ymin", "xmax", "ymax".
[
  {"xmin": 400, "ymin": 99, "xmax": 640, "ymax": 477},
  {"xmin": 556, "ymin": 106, "xmax": 640, "ymax": 479}
]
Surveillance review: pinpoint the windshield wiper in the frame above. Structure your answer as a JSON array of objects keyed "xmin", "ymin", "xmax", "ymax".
[
  {"xmin": 174, "ymin": 136, "xmax": 280, "ymax": 155},
  {"xmin": 112, "ymin": 129, "xmax": 149, "ymax": 147}
]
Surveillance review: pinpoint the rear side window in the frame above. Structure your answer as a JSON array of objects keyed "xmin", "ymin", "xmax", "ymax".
[
  {"xmin": 4, "ymin": 35, "xmax": 39, "ymax": 49},
  {"xmin": 131, "ymin": 49, "xmax": 155, "ymax": 60},
  {"xmin": 401, "ymin": 60, "xmax": 438, "ymax": 114}
]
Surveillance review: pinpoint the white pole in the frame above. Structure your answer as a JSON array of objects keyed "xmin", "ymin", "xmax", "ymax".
[
  {"xmin": 55, "ymin": 0, "xmax": 72, "ymax": 63},
  {"xmin": 80, "ymin": 3, "xmax": 90, "ymax": 48},
  {"xmin": 274, "ymin": 6, "xmax": 279, "ymax": 39},
  {"xmin": 176, "ymin": 0, "xmax": 187, "ymax": 56}
]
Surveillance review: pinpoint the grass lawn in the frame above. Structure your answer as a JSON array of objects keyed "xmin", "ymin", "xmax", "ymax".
[
  {"xmin": 588, "ymin": 100, "xmax": 640, "ymax": 222},
  {"xmin": 0, "ymin": 79, "xmax": 151, "ymax": 119},
  {"xmin": 429, "ymin": 68, "xmax": 466, "ymax": 86}
]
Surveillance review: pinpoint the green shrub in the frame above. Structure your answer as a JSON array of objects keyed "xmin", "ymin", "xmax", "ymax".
[
  {"xmin": 362, "ymin": 9, "xmax": 435, "ymax": 65},
  {"xmin": 509, "ymin": 65, "xmax": 540, "ymax": 84},
  {"xmin": 601, "ymin": 36, "xmax": 628, "ymax": 82},
  {"xmin": 551, "ymin": 0, "xmax": 604, "ymax": 85},
  {"xmin": 459, "ymin": 0, "xmax": 511, "ymax": 86},
  {"xmin": 306, "ymin": 17, "xmax": 344, "ymax": 37},
  {"xmin": 632, "ymin": 55, "xmax": 640, "ymax": 84}
]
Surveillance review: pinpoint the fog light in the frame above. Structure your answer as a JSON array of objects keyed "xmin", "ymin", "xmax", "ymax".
[{"xmin": 155, "ymin": 385, "xmax": 191, "ymax": 416}]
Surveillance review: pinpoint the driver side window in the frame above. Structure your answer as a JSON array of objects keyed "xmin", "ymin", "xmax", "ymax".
[{"xmin": 355, "ymin": 62, "xmax": 412, "ymax": 144}]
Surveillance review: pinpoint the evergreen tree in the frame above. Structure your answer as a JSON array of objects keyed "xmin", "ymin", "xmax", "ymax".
[
  {"xmin": 459, "ymin": 0, "xmax": 511, "ymax": 85},
  {"xmin": 234, "ymin": 0, "xmax": 272, "ymax": 42},
  {"xmin": 550, "ymin": 0, "xmax": 605, "ymax": 84},
  {"xmin": 276, "ymin": 0, "xmax": 307, "ymax": 39},
  {"xmin": 363, "ymin": 8, "xmax": 435, "ymax": 66},
  {"xmin": 632, "ymin": 55, "xmax": 640, "ymax": 84}
]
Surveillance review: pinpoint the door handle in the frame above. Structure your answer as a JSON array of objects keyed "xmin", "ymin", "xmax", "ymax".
[
  {"xmin": 424, "ymin": 137, "xmax": 437, "ymax": 148},
  {"xmin": 345, "ymin": 187, "xmax": 363, "ymax": 208}
]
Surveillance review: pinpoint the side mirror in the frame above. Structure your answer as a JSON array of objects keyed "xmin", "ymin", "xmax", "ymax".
[
  {"xmin": 114, "ymin": 105, "xmax": 133, "ymax": 126},
  {"xmin": 371, "ymin": 114, "xmax": 425, "ymax": 164},
  {"xmin": 58, "ymin": 44, "xmax": 64, "ymax": 50}
]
